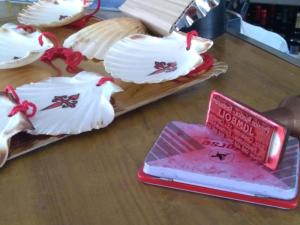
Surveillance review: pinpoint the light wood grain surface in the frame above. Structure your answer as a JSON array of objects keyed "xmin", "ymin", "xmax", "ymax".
[{"xmin": 1, "ymin": 13, "xmax": 300, "ymax": 225}]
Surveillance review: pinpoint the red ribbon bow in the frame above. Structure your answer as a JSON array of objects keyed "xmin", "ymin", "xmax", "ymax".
[
  {"xmin": 39, "ymin": 32, "xmax": 83, "ymax": 75},
  {"xmin": 16, "ymin": 25, "xmax": 36, "ymax": 33},
  {"xmin": 97, "ymin": 77, "xmax": 114, "ymax": 86},
  {"xmin": 186, "ymin": 30, "xmax": 199, "ymax": 50},
  {"xmin": 68, "ymin": 0, "xmax": 101, "ymax": 29},
  {"xmin": 5, "ymin": 85, "xmax": 37, "ymax": 118}
]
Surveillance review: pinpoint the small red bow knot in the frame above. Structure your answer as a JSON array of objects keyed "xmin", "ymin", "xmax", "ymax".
[
  {"xmin": 97, "ymin": 77, "xmax": 114, "ymax": 86},
  {"xmin": 38, "ymin": 32, "xmax": 83, "ymax": 75},
  {"xmin": 5, "ymin": 85, "xmax": 37, "ymax": 118},
  {"xmin": 8, "ymin": 101, "xmax": 37, "ymax": 118},
  {"xmin": 16, "ymin": 25, "xmax": 36, "ymax": 33},
  {"xmin": 68, "ymin": 0, "xmax": 101, "ymax": 29},
  {"xmin": 186, "ymin": 30, "xmax": 199, "ymax": 50}
]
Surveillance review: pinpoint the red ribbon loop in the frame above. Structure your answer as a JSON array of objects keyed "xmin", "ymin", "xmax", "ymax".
[
  {"xmin": 5, "ymin": 85, "xmax": 37, "ymax": 118},
  {"xmin": 186, "ymin": 53, "xmax": 214, "ymax": 77},
  {"xmin": 65, "ymin": 51, "xmax": 83, "ymax": 73},
  {"xmin": 5, "ymin": 85, "xmax": 20, "ymax": 104},
  {"xmin": 173, "ymin": 53, "xmax": 214, "ymax": 83},
  {"xmin": 38, "ymin": 32, "xmax": 83, "ymax": 75},
  {"xmin": 186, "ymin": 30, "xmax": 199, "ymax": 50},
  {"xmin": 8, "ymin": 101, "xmax": 37, "ymax": 118},
  {"xmin": 16, "ymin": 25, "xmax": 36, "ymax": 33},
  {"xmin": 39, "ymin": 32, "xmax": 61, "ymax": 48},
  {"xmin": 97, "ymin": 77, "xmax": 114, "ymax": 86},
  {"xmin": 68, "ymin": 0, "xmax": 101, "ymax": 29}
]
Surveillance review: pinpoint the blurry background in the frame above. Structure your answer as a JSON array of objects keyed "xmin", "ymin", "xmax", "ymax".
[{"xmin": 226, "ymin": 0, "xmax": 300, "ymax": 57}]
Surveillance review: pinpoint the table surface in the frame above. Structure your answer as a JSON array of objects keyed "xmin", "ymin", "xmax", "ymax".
[{"xmin": 1, "ymin": 8, "xmax": 300, "ymax": 225}]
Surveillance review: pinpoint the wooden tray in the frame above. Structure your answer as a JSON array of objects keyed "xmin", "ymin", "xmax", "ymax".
[{"xmin": 0, "ymin": 19, "xmax": 228, "ymax": 163}]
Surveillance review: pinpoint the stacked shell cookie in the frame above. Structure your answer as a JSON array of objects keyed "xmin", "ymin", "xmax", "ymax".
[
  {"xmin": 0, "ymin": 23, "xmax": 53, "ymax": 69},
  {"xmin": 17, "ymin": 0, "xmax": 87, "ymax": 28},
  {"xmin": 0, "ymin": 93, "xmax": 34, "ymax": 168},
  {"xmin": 16, "ymin": 71, "xmax": 123, "ymax": 135},
  {"xmin": 0, "ymin": 72, "xmax": 123, "ymax": 168},
  {"xmin": 104, "ymin": 32, "xmax": 213, "ymax": 84},
  {"xmin": 64, "ymin": 17, "xmax": 148, "ymax": 60}
]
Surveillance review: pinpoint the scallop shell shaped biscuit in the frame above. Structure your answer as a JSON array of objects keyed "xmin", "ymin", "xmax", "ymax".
[
  {"xmin": 16, "ymin": 71, "xmax": 123, "ymax": 136},
  {"xmin": 104, "ymin": 32, "xmax": 213, "ymax": 84},
  {"xmin": 63, "ymin": 17, "xmax": 148, "ymax": 60},
  {"xmin": 0, "ymin": 94, "xmax": 34, "ymax": 168},
  {"xmin": 0, "ymin": 23, "xmax": 53, "ymax": 69},
  {"xmin": 17, "ymin": 0, "xmax": 85, "ymax": 28}
]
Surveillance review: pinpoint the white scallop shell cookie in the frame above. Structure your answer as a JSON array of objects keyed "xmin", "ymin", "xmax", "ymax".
[
  {"xmin": 16, "ymin": 71, "xmax": 123, "ymax": 135},
  {"xmin": 18, "ymin": 0, "xmax": 86, "ymax": 28},
  {"xmin": 0, "ymin": 94, "xmax": 33, "ymax": 168},
  {"xmin": 0, "ymin": 23, "xmax": 53, "ymax": 69},
  {"xmin": 63, "ymin": 17, "xmax": 147, "ymax": 60},
  {"xmin": 104, "ymin": 32, "xmax": 213, "ymax": 84}
]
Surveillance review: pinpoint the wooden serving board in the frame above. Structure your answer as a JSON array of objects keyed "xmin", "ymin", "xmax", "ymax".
[{"xmin": 0, "ymin": 19, "xmax": 228, "ymax": 163}]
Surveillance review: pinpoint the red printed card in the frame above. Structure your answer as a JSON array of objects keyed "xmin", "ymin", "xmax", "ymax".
[{"xmin": 206, "ymin": 91, "xmax": 288, "ymax": 170}]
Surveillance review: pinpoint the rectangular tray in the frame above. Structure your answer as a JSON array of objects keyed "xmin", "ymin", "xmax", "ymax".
[{"xmin": 0, "ymin": 19, "xmax": 228, "ymax": 162}]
